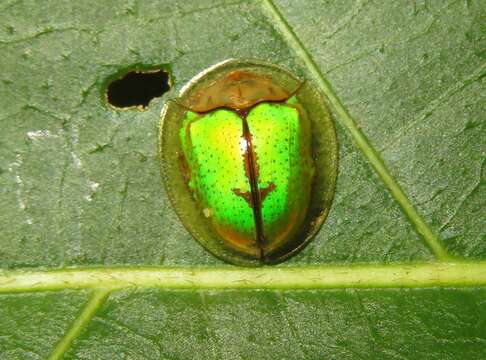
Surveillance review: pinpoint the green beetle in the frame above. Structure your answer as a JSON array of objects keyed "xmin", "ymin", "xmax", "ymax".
[{"xmin": 160, "ymin": 59, "xmax": 337, "ymax": 266}]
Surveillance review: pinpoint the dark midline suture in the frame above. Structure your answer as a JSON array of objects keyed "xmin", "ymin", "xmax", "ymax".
[
  {"xmin": 184, "ymin": 98, "xmax": 282, "ymax": 262},
  {"xmin": 239, "ymin": 109, "xmax": 266, "ymax": 262}
]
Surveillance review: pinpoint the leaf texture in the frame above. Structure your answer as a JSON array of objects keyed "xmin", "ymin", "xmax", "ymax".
[{"xmin": 0, "ymin": 0, "xmax": 484, "ymax": 359}]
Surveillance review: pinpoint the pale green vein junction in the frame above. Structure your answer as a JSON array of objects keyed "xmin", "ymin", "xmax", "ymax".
[
  {"xmin": 0, "ymin": 263, "xmax": 485, "ymax": 293},
  {"xmin": 260, "ymin": 0, "xmax": 451, "ymax": 260},
  {"xmin": 47, "ymin": 289, "xmax": 110, "ymax": 360}
]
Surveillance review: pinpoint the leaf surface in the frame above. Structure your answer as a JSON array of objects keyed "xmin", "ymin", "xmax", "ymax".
[{"xmin": 0, "ymin": 0, "xmax": 484, "ymax": 359}]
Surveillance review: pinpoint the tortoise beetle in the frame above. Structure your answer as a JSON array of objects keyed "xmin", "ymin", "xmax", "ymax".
[{"xmin": 160, "ymin": 59, "xmax": 338, "ymax": 266}]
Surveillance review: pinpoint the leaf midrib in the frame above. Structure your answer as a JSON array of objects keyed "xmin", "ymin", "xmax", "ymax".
[{"xmin": 1, "ymin": 262, "xmax": 486, "ymax": 293}]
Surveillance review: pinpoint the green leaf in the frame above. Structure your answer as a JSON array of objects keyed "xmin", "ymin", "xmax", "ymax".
[{"xmin": 0, "ymin": 0, "xmax": 484, "ymax": 359}]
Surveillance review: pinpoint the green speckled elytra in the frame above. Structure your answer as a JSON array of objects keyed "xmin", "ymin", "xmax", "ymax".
[{"xmin": 160, "ymin": 59, "xmax": 338, "ymax": 266}]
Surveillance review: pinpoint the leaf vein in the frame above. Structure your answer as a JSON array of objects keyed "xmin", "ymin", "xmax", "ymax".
[
  {"xmin": 260, "ymin": 0, "xmax": 451, "ymax": 260},
  {"xmin": 0, "ymin": 263, "xmax": 485, "ymax": 293},
  {"xmin": 47, "ymin": 289, "xmax": 110, "ymax": 360}
]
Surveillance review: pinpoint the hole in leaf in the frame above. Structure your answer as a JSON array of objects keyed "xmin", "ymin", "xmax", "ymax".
[{"xmin": 106, "ymin": 69, "xmax": 170, "ymax": 109}]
